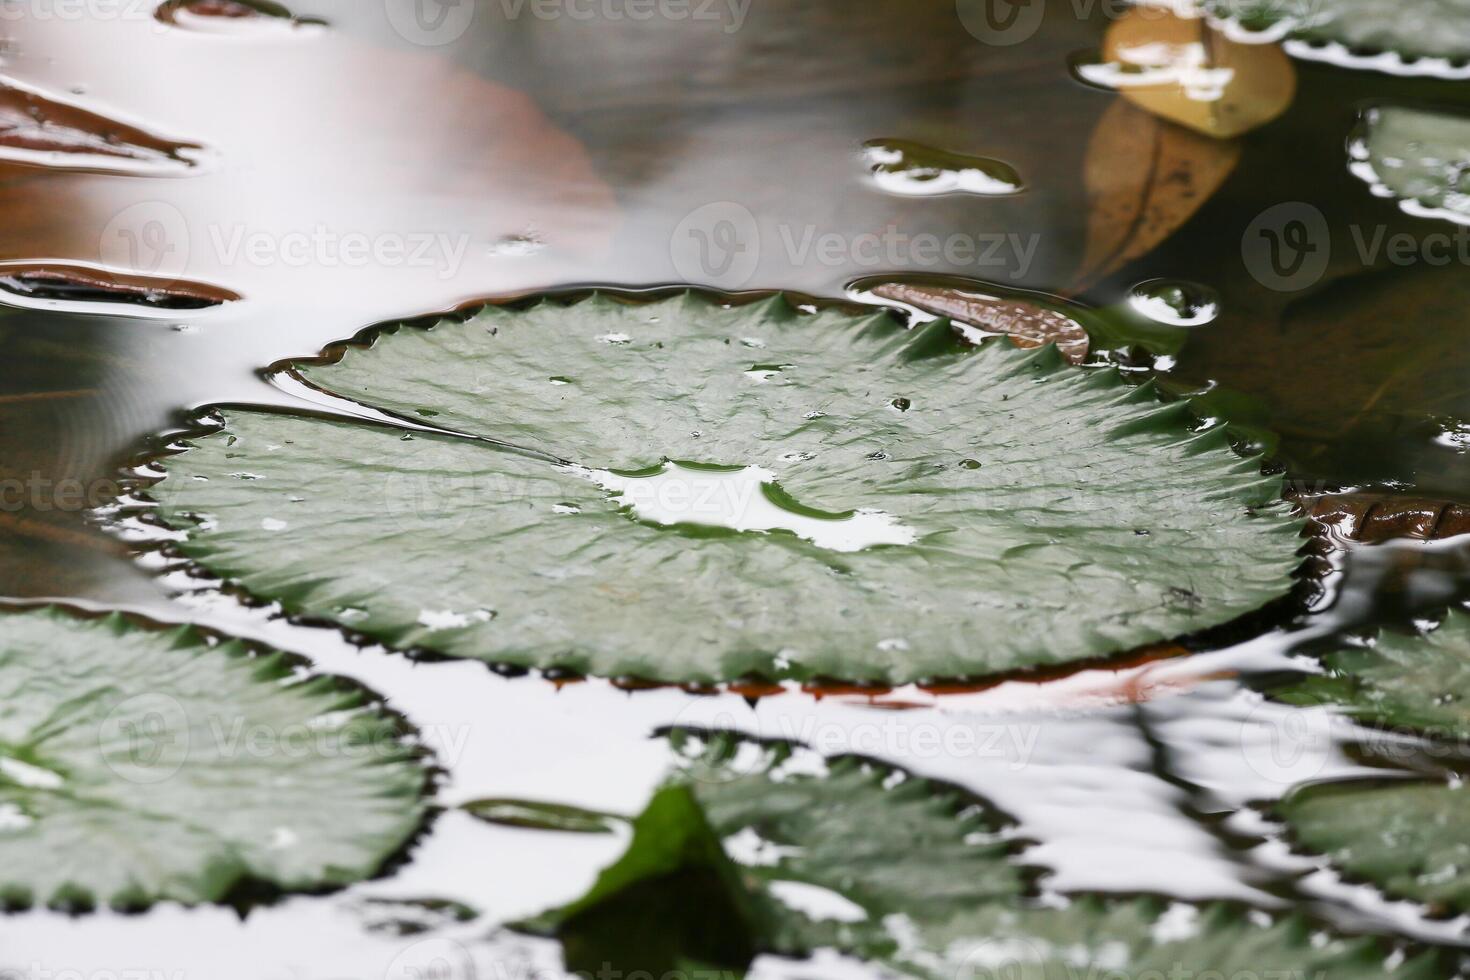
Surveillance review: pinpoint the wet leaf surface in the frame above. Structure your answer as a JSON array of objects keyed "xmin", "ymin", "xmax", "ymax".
[
  {"xmin": 0, "ymin": 606, "xmax": 426, "ymax": 910},
  {"xmin": 1299, "ymin": 492, "xmax": 1470, "ymax": 545},
  {"xmin": 1279, "ymin": 778, "xmax": 1470, "ymax": 917},
  {"xmin": 1073, "ymin": 98, "xmax": 1241, "ymax": 291},
  {"xmin": 149, "ymin": 293, "xmax": 1301, "ymax": 685}
]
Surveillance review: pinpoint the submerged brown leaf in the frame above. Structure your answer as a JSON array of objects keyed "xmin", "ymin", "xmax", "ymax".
[
  {"xmin": 1299, "ymin": 492, "xmax": 1470, "ymax": 546},
  {"xmin": 1099, "ymin": 6, "xmax": 1295, "ymax": 139},
  {"xmin": 870, "ymin": 281, "xmax": 1089, "ymax": 364},
  {"xmin": 1072, "ymin": 98, "xmax": 1240, "ymax": 292},
  {"xmin": 0, "ymin": 81, "xmax": 202, "ymax": 174}
]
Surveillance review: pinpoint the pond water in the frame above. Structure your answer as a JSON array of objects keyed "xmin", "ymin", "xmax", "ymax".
[{"xmin": 1, "ymin": 1, "xmax": 1469, "ymax": 977}]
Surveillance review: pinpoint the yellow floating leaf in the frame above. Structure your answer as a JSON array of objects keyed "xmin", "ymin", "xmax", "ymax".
[{"xmin": 1098, "ymin": 6, "xmax": 1295, "ymax": 138}]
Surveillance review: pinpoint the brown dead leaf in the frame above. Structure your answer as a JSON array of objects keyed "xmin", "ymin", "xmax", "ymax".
[
  {"xmin": 1298, "ymin": 492, "xmax": 1470, "ymax": 546},
  {"xmin": 1100, "ymin": 6, "xmax": 1295, "ymax": 139},
  {"xmin": 870, "ymin": 281, "xmax": 1090, "ymax": 364},
  {"xmin": 1072, "ymin": 98, "xmax": 1240, "ymax": 292}
]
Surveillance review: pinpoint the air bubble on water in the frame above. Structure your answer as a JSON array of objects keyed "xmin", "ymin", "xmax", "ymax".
[{"xmin": 1128, "ymin": 279, "xmax": 1221, "ymax": 327}]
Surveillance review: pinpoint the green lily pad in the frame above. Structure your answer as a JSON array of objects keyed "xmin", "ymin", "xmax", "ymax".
[
  {"xmin": 1208, "ymin": 0, "xmax": 1470, "ymax": 65},
  {"xmin": 1279, "ymin": 778, "xmax": 1470, "ymax": 916},
  {"xmin": 1353, "ymin": 105, "xmax": 1470, "ymax": 225},
  {"xmin": 525, "ymin": 734, "xmax": 1444, "ymax": 978},
  {"xmin": 0, "ymin": 606, "xmax": 426, "ymax": 910},
  {"xmin": 150, "ymin": 293, "xmax": 1300, "ymax": 684},
  {"xmin": 1274, "ymin": 609, "xmax": 1470, "ymax": 740}
]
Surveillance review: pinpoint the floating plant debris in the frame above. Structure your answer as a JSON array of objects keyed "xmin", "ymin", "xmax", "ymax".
[
  {"xmin": 868, "ymin": 280, "xmax": 1090, "ymax": 363},
  {"xmin": 148, "ymin": 293, "xmax": 1301, "ymax": 685},
  {"xmin": 860, "ymin": 138, "xmax": 1023, "ymax": 196},
  {"xmin": 0, "ymin": 81, "xmax": 204, "ymax": 175},
  {"xmin": 1352, "ymin": 105, "xmax": 1470, "ymax": 226},
  {"xmin": 1298, "ymin": 492, "xmax": 1470, "ymax": 545},
  {"xmin": 1075, "ymin": 7, "xmax": 1295, "ymax": 138},
  {"xmin": 154, "ymin": 0, "xmax": 325, "ymax": 33},
  {"xmin": 0, "ymin": 606, "xmax": 425, "ymax": 910},
  {"xmin": 0, "ymin": 263, "xmax": 238, "ymax": 311}
]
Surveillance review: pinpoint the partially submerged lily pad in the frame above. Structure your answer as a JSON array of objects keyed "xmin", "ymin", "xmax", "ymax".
[
  {"xmin": 1208, "ymin": 0, "xmax": 1470, "ymax": 67},
  {"xmin": 0, "ymin": 606, "xmax": 426, "ymax": 910},
  {"xmin": 149, "ymin": 293, "xmax": 1301, "ymax": 685},
  {"xmin": 1273, "ymin": 609, "xmax": 1470, "ymax": 740},
  {"xmin": 1352, "ymin": 105, "xmax": 1470, "ymax": 226},
  {"xmin": 1279, "ymin": 778, "xmax": 1470, "ymax": 916},
  {"xmin": 524, "ymin": 734, "xmax": 1444, "ymax": 978}
]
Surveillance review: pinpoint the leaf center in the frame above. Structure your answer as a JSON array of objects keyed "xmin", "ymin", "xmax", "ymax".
[{"xmin": 582, "ymin": 460, "xmax": 916, "ymax": 553}]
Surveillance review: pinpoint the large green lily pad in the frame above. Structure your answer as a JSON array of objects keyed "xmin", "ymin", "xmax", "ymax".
[
  {"xmin": 1208, "ymin": 0, "xmax": 1470, "ymax": 64},
  {"xmin": 525, "ymin": 734, "xmax": 1444, "ymax": 978},
  {"xmin": 1279, "ymin": 779, "xmax": 1470, "ymax": 916},
  {"xmin": 1275, "ymin": 608, "xmax": 1470, "ymax": 740},
  {"xmin": 0, "ymin": 606, "xmax": 426, "ymax": 910},
  {"xmin": 150, "ymin": 293, "xmax": 1300, "ymax": 684},
  {"xmin": 1353, "ymin": 105, "xmax": 1470, "ymax": 225}
]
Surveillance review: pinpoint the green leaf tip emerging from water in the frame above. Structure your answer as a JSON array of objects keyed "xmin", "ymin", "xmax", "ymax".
[
  {"xmin": 0, "ymin": 605, "xmax": 427, "ymax": 911},
  {"xmin": 151, "ymin": 291, "xmax": 1302, "ymax": 684},
  {"xmin": 522, "ymin": 733, "xmax": 1445, "ymax": 979}
]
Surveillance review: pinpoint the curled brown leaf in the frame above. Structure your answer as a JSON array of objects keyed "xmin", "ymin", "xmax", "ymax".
[{"xmin": 870, "ymin": 281, "xmax": 1089, "ymax": 364}]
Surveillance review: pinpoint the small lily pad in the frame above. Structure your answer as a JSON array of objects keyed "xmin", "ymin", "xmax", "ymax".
[
  {"xmin": 150, "ymin": 293, "xmax": 1301, "ymax": 684},
  {"xmin": 1353, "ymin": 105, "xmax": 1470, "ymax": 225},
  {"xmin": 0, "ymin": 606, "xmax": 426, "ymax": 910}
]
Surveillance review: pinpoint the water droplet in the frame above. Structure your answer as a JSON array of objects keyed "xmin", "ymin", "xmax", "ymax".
[
  {"xmin": 861, "ymin": 138, "xmax": 1023, "ymax": 196},
  {"xmin": 803, "ymin": 411, "xmax": 827, "ymax": 420},
  {"xmin": 1128, "ymin": 279, "xmax": 1220, "ymax": 327},
  {"xmin": 597, "ymin": 332, "xmax": 632, "ymax": 344},
  {"xmin": 958, "ymin": 458, "xmax": 981, "ymax": 470},
  {"xmin": 745, "ymin": 363, "xmax": 790, "ymax": 382},
  {"xmin": 890, "ymin": 397, "xmax": 912, "ymax": 412},
  {"xmin": 552, "ymin": 502, "xmax": 582, "ymax": 514},
  {"xmin": 587, "ymin": 461, "xmax": 915, "ymax": 552},
  {"xmin": 489, "ymin": 232, "xmax": 546, "ymax": 257},
  {"xmin": 866, "ymin": 451, "xmax": 890, "ymax": 461},
  {"xmin": 260, "ymin": 517, "xmax": 288, "ymax": 531},
  {"xmin": 548, "ymin": 376, "xmax": 573, "ymax": 386}
]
